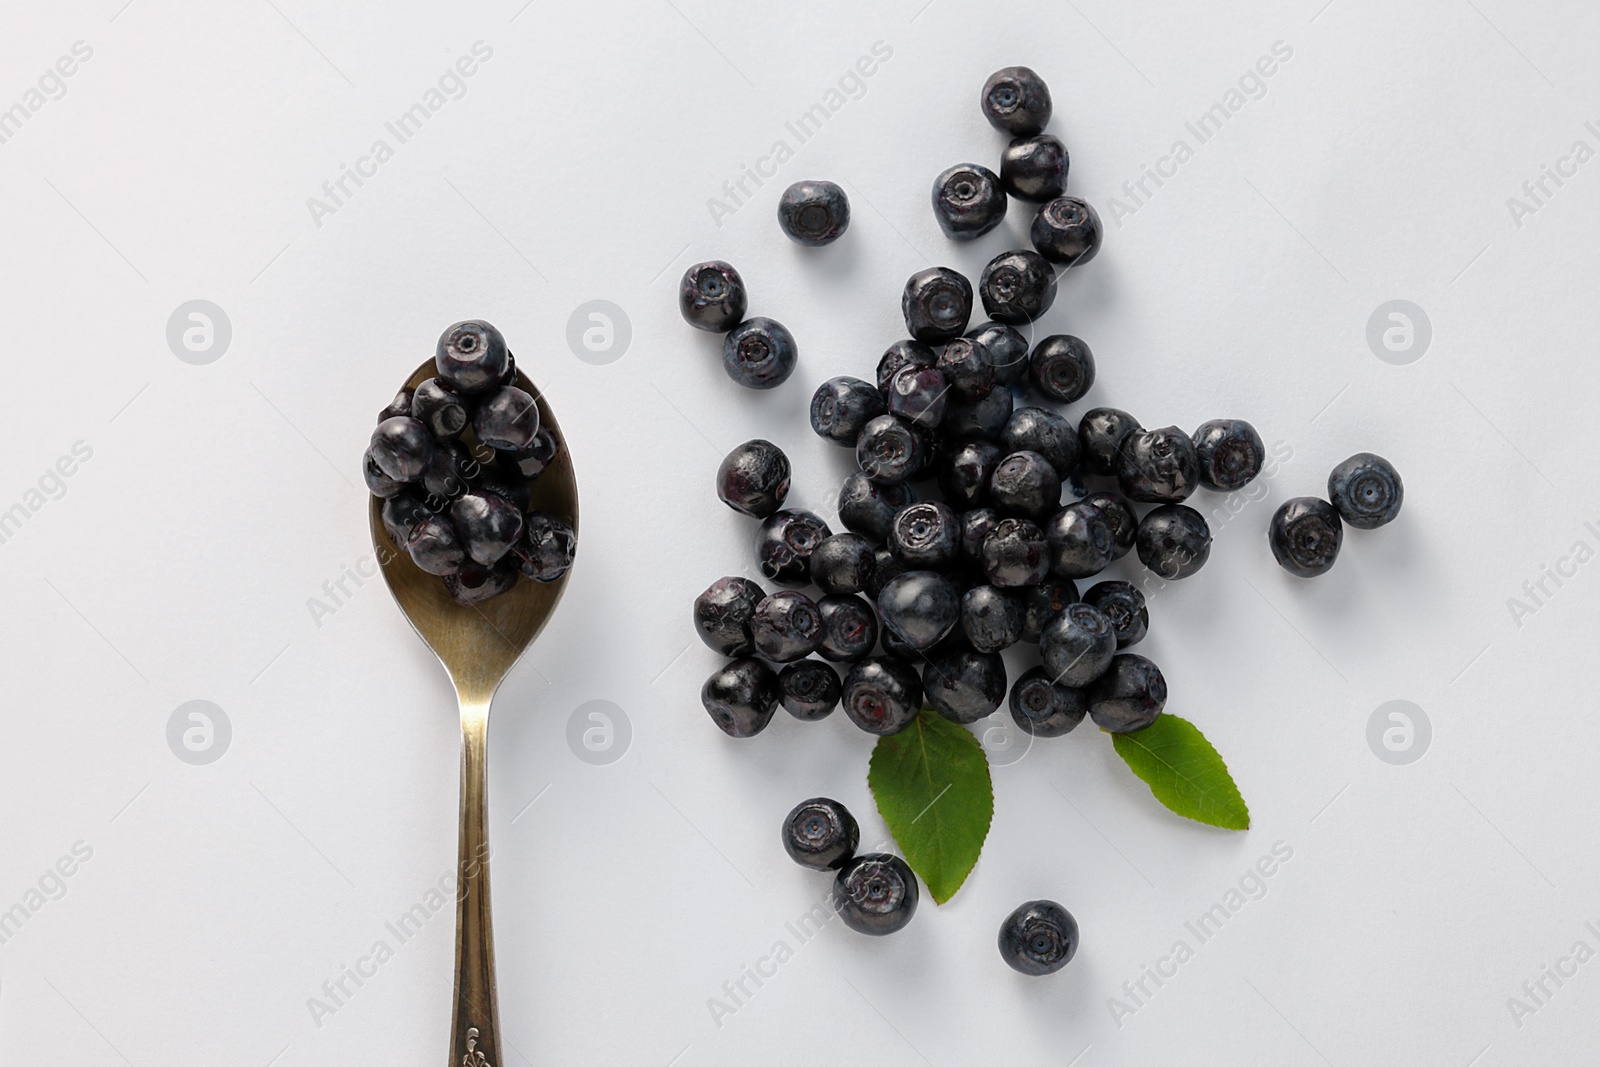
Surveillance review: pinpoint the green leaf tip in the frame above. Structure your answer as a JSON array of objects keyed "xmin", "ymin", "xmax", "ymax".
[{"xmin": 1111, "ymin": 714, "xmax": 1250, "ymax": 831}]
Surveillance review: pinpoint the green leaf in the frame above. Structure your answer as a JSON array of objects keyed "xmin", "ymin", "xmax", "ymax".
[
  {"xmin": 1111, "ymin": 715, "xmax": 1250, "ymax": 830},
  {"xmin": 868, "ymin": 709, "xmax": 994, "ymax": 904}
]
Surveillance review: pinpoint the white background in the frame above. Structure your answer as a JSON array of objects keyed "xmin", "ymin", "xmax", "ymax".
[{"xmin": 0, "ymin": 0, "xmax": 1596, "ymax": 1064}]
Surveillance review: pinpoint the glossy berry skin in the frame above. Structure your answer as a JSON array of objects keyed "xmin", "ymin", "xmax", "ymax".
[
  {"xmin": 702, "ymin": 658, "xmax": 780, "ymax": 737},
  {"xmin": 1118, "ymin": 426, "xmax": 1200, "ymax": 503},
  {"xmin": 756, "ymin": 509, "xmax": 832, "ymax": 584},
  {"xmin": 1083, "ymin": 581, "xmax": 1148, "ymax": 648},
  {"xmin": 1009, "ymin": 666, "xmax": 1087, "ymax": 737},
  {"xmin": 779, "ymin": 660, "xmax": 842, "ymax": 720},
  {"xmin": 418, "ymin": 441, "xmax": 477, "ymax": 502},
  {"xmin": 890, "ymin": 501, "xmax": 961, "ymax": 569},
  {"xmin": 693, "ymin": 576, "xmax": 766, "ymax": 656},
  {"xmin": 1083, "ymin": 491, "xmax": 1138, "ymax": 560},
  {"xmin": 778, "ymin": 180, "xmax": 850, "ymax": 246},
  {"xmin": 810, "ymin": 533, "xmax": 877, "ymax": 595},
  {"xmin": 939, "ymin": 441, "xmax": 1003, "ymax": 510},
  {"xmin": 931, "ymin": 164, "xmax": 1008, "ymax": 240},
  {"xmin": 1269, "ymin": 497, "xmax": 1343, "ymax": 577},
  {"xmin": 1001, "ymin": 407, "xmax": 1078, "ymax": 477},
  {"xmin": 1021, "ymin": 577, "xmax": 1078, "ymax": 642},
  {"xmin": 876, "ymin": 339, "xmax": 938, "ymax": 393},
  {"xmin": 834, "ymin": 853, "xmax": 919, "ymax": 936},
  {"xmin": 885, "ymin": 365, "xmax": 950, "ymax": 427},
  {"xmin": 473, "ymin": 386, "xmax": 541, "ymax": 451},
  {"xmin": 865, "ymin": 548, "xmax": 909, "ymax": 603},
  {"xmin": 856, "ymin": 415, "xmax": 929, "ymax": 485},
  {"xmin": 980, "ymin": 250, "xmax": 1057, "ymax": 325},
  {"xmin": 960, "ymin": 508, "xmax": 1001, "ymax": 564},
  {"xmin": 980, "ymin": 517, "xmax": 1049, "ymax": 588},
  {"xmin": 364, "ymin": 450, "xmax": 406, "ymax": 498},
  {"xmin": 817, "ymin": 594, "xmax": 879, "ymax": 662},
  {"xmin": 1045, "ymin": 501, "xmax": 1115, "ymax": 579},
  {"xmin": 902, "ymin": 267, "xmax": 974, "ymax": 344},
  {"xmin": 411, "ymin": 377, "xmax": 470, "ymax": 440},
  {"xmin": 381, "ymin": 492, "xmax": 429, "ymax": 547},
  {"xmin": 1028, "ymin": 335, "xmax": 1095, "ymax": 403},
  {"xmin": 445, "ymin": 560, "xmax": 519, "ymax": 606},
  {"xmin": 1041, "ymin": 602, "xmax": 1117, "ymax": 686},
  {"xmin": 501, "ymin": 427, "xmax": 560, "ymax": 479},
  {"xmin": 717, "ymin": 439, "xmax": 791, "ymax": 518},
  {"xmin": 1194, "ymin": 419, "xmax": 1266, "ymax": 491},
  {"xmin": 783, "ymin": 798, "xmax": 859, "ymax": 870},
  {"xmin": 435, "ymin": 320, "xmax": 510, "ymax": 396},
  {"xmin": 967, "ymin": 321, "xmax": 1030, "ymax": 385},
  {"xmin": 982, "ymin": 66, "xmax": 1052, "ymax": 136},
  {"xmin": 1328, "ymin": 452, "xmax": 1403, "ymax": 529},
  {"xmin": 922, "ymin": 649, "xmax": 1007, "ymax": 724},
  {"xmin": 1088, "ymin": 654, "xmax": 1166, "ymax": 732},
  {"xmin": 1030, "ymin": 197, "xmax": 1103, "ymax": 266},
  {"xmin": 989, "ymin": 450, "xmax": 1061, "ymax": 518},
  {"xmin": 371, "ymin": 416, "xmax": 436, "ymax": 482},
  {"xmin": 723, "ymin": 317, "xmax": 798, "ymax": 389},
  {"xmin": 810, "ymin": 376, "xmax": 885, "ymax": 446},
  {"xmin": 999, "ymin": 900, "xmax": 1079, "ymax": 976},
  {"xmin": 1138, "ymin": 504, "xmax": 1211, "ymax": 580},
  {"xmin": 877, "ymin": 571, "xmax": 960, "ymax": 651},
  {"xmin": 450, "ymin": 491, "xmax": 524, "ymax": 566},
  {"xmin": 838, "ymin": 471, "xmax": 915, "ymax": 540},
  {"xmin": 407, "ymin": 513, "xmax": 466, "ymax": 575},
  {"xmin": 1000, "ymin": 134, "xmax": 1069, "ymax": 201},
  {"xmin": 512, "ymin": 513, "xmax": 576, "ymax": 582},
  {"xmin": 1078, "ymin": 407, "xmax": 1140, "ymax": 476},
  {"xmin": 841, "ymin": 657, "xmax": 923, "ymax": 736},
  {"xmin": 679, "ymin": 260, "xmax": 748, "ymax": 332},
  {"xmin": 944, "ymin": 384, "xmax": 1013, "ymax": 442},
  {"xmin": 937, "ymin": 337, "xmax": 997, "ymax": 399},
  {"xmin": 961, "ymin": 585, "xmax": 1025, "ymax": 653}
]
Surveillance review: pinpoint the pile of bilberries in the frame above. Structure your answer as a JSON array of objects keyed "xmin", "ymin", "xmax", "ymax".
[{"xmin": 364, "ymin": 320, "xmax": 576, "ymax": 605}]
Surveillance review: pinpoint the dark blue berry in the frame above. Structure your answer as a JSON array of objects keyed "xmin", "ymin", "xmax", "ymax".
[
  {"xmin": 407, "ymin": 513, "xmax": 466, "ymax": 575},
  {"xmin": 749, "ymin": 591, "xmax": 823, "ymax": 664},
  {"xmin": 937, "ymin": 337, "xmax": 997, "ymax": 399},
  {"xmin": 931, "ymin": 164, "xmax": 1007, "ymax": 240},
  {"xmin": 865, "ymin": 545, "xmax": 908, "ymax": 601},
  {"xmin": 999, "ymin": 900, "xmax": 1079, "ymax": 975},
  {"xmin": 961, "ymin": 585, "xmax": 1025, "ymax": 653},
  {"xmin": 1001, "ymin": 407, "xmax": 1078, "ymax": 477},
  {"xmin": 717, "ymin": 439, "xmax": 791, "ymax": 518},
  {"xmin": 885, "ymin": 364, "xmax": 950, "ymax": 427},
  {"xmin": 381, "ymin": 491, "xmax": 429, "ymax": 547},
  {"xmin": 473, "ymin": 386, "xmax": 540, "ymax": 451},
  {"xmin": 876, "ymin": 571, "xmax": 960, "ymax": 651},
  {"xmin": 779, "ymin": 659, "xmax": 842, "ymax": 720},
  {"xmin": 902, "ymin": 267, "xmax": 973, "ymax": 344},
  {"xmin": 1328, "ymin": 452, "xmax": 1402, "ymax": 529},
  {"xmin": 1082, "ymin": 491, "xmax": 1137, "ymax": 560},
  {"xmin": 679, "ymin": 260, "xmax": 748, "ymax": 332},
  {"xmin": 834, "ymin": 853, "xmax": 918, "ymax": 935},
  {"xmin": 410, "ymin": 377, "xmax": 470, "ymax": 440},
  {"xmin": 418, "ymin": 440, "xmax": 476, "ymax": 501},
  {"xmin": 1028, "ymin": 335, "xmax": 1094, "ymax": 403},
  {"xmin": 783, "ymin": 797, "xmax": 858, "ymax": 870},
  {"xmin": 1041, "ymin": 602, "xmax": 1116, "ymax": 686},
  {"xmin": 723, "ymin": 317, "xmax": 798, "ymax": 389},
  {"xmin": 512, "ymin": 512, "xmax": 576, "ymax": 582},
  {"xmin": 1030, "ymin": 196, "xmax": 1102, "ymax": 266},
  {"xmin": 1088, "ymin": 654, "xmax": 1165, "ymax": 732},
  {"xmin": 1000, "ymin": 135, "xmax": 1068, "ymax": 201},
  {"xmin": 960, "ymin": 508, "xmax": 1001, "ymax": 564},
  {"xmin": 1118, "ymin": 426, "xmax": 1200, "ymax": 503},
  {"xmin": 1083, "ymin": 581, "xmax": 1148, "ymax": 648},
  {"xmin": 702, "ymin": 658, "xmax": 780, "ymax": 737},
  {"xmin": 1045, "ymin": 500, "xmax": 1115, "ymax": 579},
  {"xmin": 445, "ymin": 559, "xmax": 519, "ymax": 605},
  {"xmin": 980, "ymin": 517, "xmax": 1049, "ymax": 588},
  {"xmin": 450, "ymin": 490, "xmax": 523, "ymax": 566},
  {"xmin": 1078, "ymin": 407, "xmax": 1140, "ymax": 476},
  {"xmin": 943, "ymin": 383, "xmax": 1013, "ymax": 441},
  {"xmin": 1269, "ymin": 497, "xmax": 1342, "ymax": 577},
  {"xmin": 838, "ymin": 471, "xmax": 915, "ymax": 540},
  {"xmin": 378, "ymin": 388, "xmax": 413, "ymax": 422},
  {"xmin": 370, "ymin": 416, "xmax": 436, "ymax": 482},
  {"xmin": 841, "ymin": 657, "xmax": 923, "ymax": 735},
  {"xmin": 980, "ymin": 250, "xmax": 1057, "ymax": 325},
  {"xmin": 435, "ymin": 320, "xmax": 509, "ymax": 396},
  {"xmin": 856, "ymin": 414, "xmax": 929, "ymax": 484},
  {"xmin": 923, "ymin": 649, "xmax": 1007, "ymax": 724},
  {"xmin": 364, "ymin": 450, "xmax": 406, "ymax": 497},
  {"xmin": 1194, "ymin": 419, "xmax": 1265, "ymax": 491},
  {"xmin": 757, "ymin": 509, "xmax": 831, "ymax": 584},
  {"xmin": 778, "ymin": 180, "xmax": 850, "ymax": 246},
  {"xmin": 1137, "ymin": 504, "xmax": 1211, "ymax": 579},
  {"xmin": 939, "ymin": 441, "xmax": 1003, "ymax": 509},
  {"xmin": 501, "ymin": 426, "xmax": 560, "ymax": 479},
  {"xmin": 810, "ymin": 377, "xmax": 885, "ymax": 446},
  {"xmin": 817, "ymin": 594, "xmax": 879, "ymax": 662},
  {"xmin": 1009, "ymin": 667, "xmax": 1086, "ymax": 737},
  {"xmin": 809, "ymin": 533, "xmax": 876, "ymax": 595},
  {"xmin": 876, "ymin": 339, "xmax": 938, "ymax": 393},
  {"xmin": 982, "ymin": 66, "xmax": 1052, "ymax": 135},
  {"xmin": 989, "ymin": 450, "xmax": 1061, "ymax": 518},
  {"xmin": 694, "ymin": 576, "xmax": 766, "ymax": 656},
  {"xmin": 966, "ymin": 321, "xmax": 1030, "ymax": 386},
  {"xmin": 1021, "ymin": 577, "xmax": 1078, "ymax": 642},
  {"xmin": 890, "ymin": 501, "xmax": 960, "ymax": 569}
]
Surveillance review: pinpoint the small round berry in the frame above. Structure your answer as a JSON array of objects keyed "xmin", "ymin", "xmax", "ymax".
[
  {"xmin": 1001, "ymin": 407, "xmax": 1078, "ymax": 476},
  {"xmin": 779, "ymin": 659, "xmax": 842, "ymax": 720},
  {"xmin": 679, "ymin": 260, "xmax": 748, "ymax": 332},
  {"xmin": 980, "ymin": 517, "xmax": 1050, "ymax": 588},
  {"xmin": 450, "ymin": 490, "xmax": 524, "ymax": 566},
  {"xmin": 856, "ymin": 414, "xmax": 930, "ymax": 485},
  {"xmin": 717, "ymin": 439, "xmax": 791, "ymax": 518},
  {"xmin": 693, "ymin": 576, "xmax": 766, "ymax": 656},
  {"xmin": 756, "ymin": 509, "xmax": 832, "ymax": 584},
  {"xmin": 1045, "ymin": 501, "xmax": 1115, "ymax": 579},
  {"xmin": 939, "ymin": 440, "xmax": 1003, "ymax": 510},
  {"xmin": 500, "ymin": 426, "xmax": 560, "ymax": 479},
  {"xmin": 810, "ymin": 533, "xmax": 877, "ymax": 595},
  {"xmin": 1000, "ymin": 134, "xmax": 1069, "ymax": 201},
  {"xmin": 370, "ymin": 416, "xmax": 436, "ymax": 482},
  {"xmin": 701, "ymin": 658, "xmax": 780, "ymax": 737},
  {"xmin": 960, "ymin": 508, "xmax": 1001, "ymax": 563},
  {"xmin": 967, "ymin": 321, "xmax": 1030, "ymax": 385},
  {"xmin": 1031, "ymin": 196, "xmax": 1102, "ymax": 266},
  {"xmin": 876, "ymin": 339, "xmax": 938, "ymax": 393},
  {"xmin": 834, "ymin": 854, "xmax": 919, "ymax": 935},
  {"xmin": 777, "ymin": 180, "xmax": 850, "ymax": 246},
  {"xmin": 1021, "ymin": 577, "xmax": 1079, "ymax": 642},
  {"xmin": 364, "ymin": 449, "xmax": 406, "ymax": 498},
  {"xmin": 381, "ymin": 492, "xmax": 430, "ymax": 547},
  {"xmin": 1009, "ymin": 666, "xmax": 1086, "ymax": 737},
  {"xmin": 817, "ymin": 594, "xmax": 879, "ymax": 662},
  {"xmin": 1078, "ymin": 407, "xmax": 1140, "ymax": 476},
  {"xmin": 408, "ymin": 513, "xmax": 466, "ymax": 575},
  {"xmin": 783, "ymin": 797, "xmax": 859, "ymax": 870},
  {"xmin": 810, "ymin": 377, "xmax": 886, "ymax": 446},
  {"xmin": 1193, "ymin": 419, "xmax": 1266, "ymax": 491},
  {"xmin": 473, "ymin": 386, "xmax": 541, "ymax": 451},
  {"xmin": 1082, "ymin": 581, "xmax": 1148, "ymax": 648},
  {"xmin": 923, "ymin": 649, "xmax": 1007, "ymax": 724},
  {"xmin": 1137, "ymin": 504, "xmax": 1212, "ymax": 580},
  {"xmin": 989, "ymin": 450, "xmax": 1062, "ymax": 518},
  {"xmin": 890, "ymin": 501, "xmax": 961, "ymax": 569},
  {"xmin": 1328, "ymin": 452, "xmax": 1403, "ymax": 530},
  {"xmin": 961, "ymin": 585, "xmax": 1025, "ymax": 653},
  {"xmin": 981, "ymin": 65, "xmax": 1052, "ymax": 135},
  {"xmin": 512, "ymin": 513, "xmax": 576, "ymax": 582},
  {"xmin": 1117, "ymin": 426, "xmax": 1201, "ymax": 503},
  {"xmin": 876, "ymin": 571, "xmax": 961, "ymax": 651},
  {"xmin": 1088, "ymin": 654, "xmax": 1166, "ymax": 732},
  {"xmin": 885, "ymin": 364, "xmax": 950, "ymax": 427},
  {"xmin": 944, "ymin": 384, "xmax": 1014, "ymax": 442},
  {"xmin": 1082, "ymin": 491, "xmax": 1138, "ymax": 560},
  {"xmin": 902, "ymin": 267, "xmax": 974, "ymax": 344},
  {"xmin": 980, "ymin": 250, "xmax": 1057, "ymax": 325},
  {"xmin": 936, "ymin": 337, "xmax": 997, "ymax": 399},
  {"xmin": 841, "ymin": 657, "xmax": 924, "ymax": 736},
  {"xmin": 750, "ymin": 591, "xmax": 824, "ymax": 663},
  {"xmin": 865, "ymin": 545, "xmax": 907, "ymax": 603},
  {"xmin": 1040, "ymin": 602, "xmax": 1117, "ymax": 687},
  {"xmin": 723, "ymin": 317, "xmax": 798, "ymax": 389},
  {"xmin": 410, "ymin": 377, "xmax": 470, "ymax": 440},
  {"xmin": 931, "ymin": 163, "xmax": 1008, "ymax": 240},
  {"xmin": 1269, "ymin": 497, "xmax": 1343, "ymax": 577},
  {"xmin": 838, "ymin": 470, "xmax": 916, "ymax": 540},
  {"xmin": 435, "ymin": 319, "xmax": 509, "ymax": 395},
  {"xmin": 1028, "ymin": 335, "xmax": 1095, "ymax": 403},
  {"xmin": 998, "ymin": 900, "xmax": 1079, "ymax": 975}
]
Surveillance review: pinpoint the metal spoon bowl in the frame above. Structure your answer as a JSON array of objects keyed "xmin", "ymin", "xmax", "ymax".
[{"xmin": 368, "ymin": 357, "xmax": 578, "ymax": 1067}]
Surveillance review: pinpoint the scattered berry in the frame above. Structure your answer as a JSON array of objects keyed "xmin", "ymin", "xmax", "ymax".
[
  {"xmin": 1045, "ymin": 500, "xmax": 1115, "ymax": 579},
  {"xmin": 981, "ymin": 66, "xmax": 1052, "ymax": 135},
  {"xmin": 811, "ymin": 377, "xmax": 886, "ymax": 446},
  {"xmin": 979, "ymin": 250, "xmax": 1057, "ymax": 325},
  {"xmin": 1000, "ymin": 134, "xmax": 1068, "ymax": 200},
  {"xmin": 834, "ymin": 853, "xmax": 919, "ymax": 935},
  {"xmin": 780, "ymin": 660, "xmax": 842, "ymax": 720},
  {"xmin": 1328, "ymin": 452, "xmax": 1403, "ymax": 529},
  {"xmin": 778, "ymin": 180, "xmax": 850, "ymax": 246},
  {"xmin": 1269, "ymin": 497, "xmax": 1343, "ymax": 577},
  {"xmin": 435, "ymin": 320, "xmax": 509, "ymax": 395},
  {"xmin": 841, "ymin": 657, "xmax": 924, "ymax": 735},
  {"xmin": 702, "ymin": 658, "xmax": 781, "ymax": 737},
  {"xmin": 1078, "ymin": 407, "xmax": 1140, "ymax": 476},
  {"xmin": 1117, "ymin": 426, "xmax": 1200, "ymax": 503},
  {"xmin": 998, "ymin": 900, "xmax": 1079, "ymax": 975},
  {"xmin": 717, "ymin": 439, "xmax": 791, "ymax": 518},
  {"xmin": 1088, "ymin": 654, "xmax": 1166, "ymax": 732},
  {"xmin": 693, "ymin": 576, "xmax": 766, "ymax": 656},
  {"xmin": 1028, "ymin": 335, "xmax": 1095, "ymax": 403},
  {"xmin": 1193, "ymin": 419, "xmax": 1265, "ymax": 491},
  {"xmin": 1030, "ymin": 196, "xmax": 1102, "ymax": 266},
  {"xmin": 783, "ymin": 797, "xmax": 859, "ymax": 870},
  {"xmin": 756, "ymin": 509, "xmax": 831, "ymax": 583},
  {"xmin": 932, "ymin": 164, "xmax": 1008, "ymax": 240},
  {"xmin": 679, "ymin": 260, "xmax": 748, "ymax": 332},
  {"xmin": 902, "ymin": 267, "xmax": 974, "ymax": 344},
  {"xmin": 1137, "ymin": 504, "xmax": 1211, "ymax": 580},
  {"xmin": 723, "ymin": 317, "xmax": 798, "ymax": 389},
  {"xmin": 1009, "ymin": 666, "xmax": 1087, "ymax": 736}
]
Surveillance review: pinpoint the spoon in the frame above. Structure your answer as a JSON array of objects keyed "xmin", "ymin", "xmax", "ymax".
[{"xmin": 369, "ymin": 357, "xmax": 579, "ymax": 1067}]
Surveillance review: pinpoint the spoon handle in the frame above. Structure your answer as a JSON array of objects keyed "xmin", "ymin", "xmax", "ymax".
[{"xmin": 450, "ymin": 704, "xmax": 501, "ymax": 1067}]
